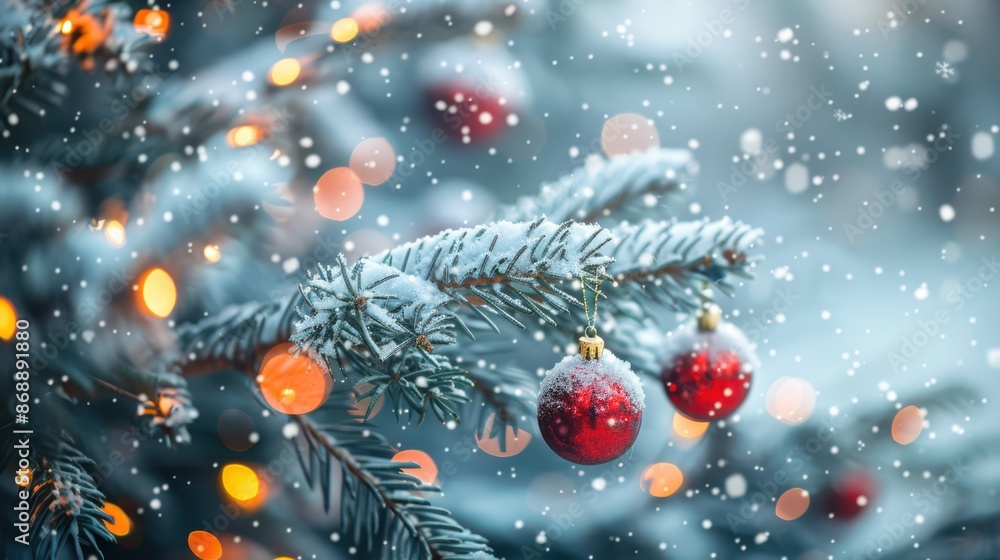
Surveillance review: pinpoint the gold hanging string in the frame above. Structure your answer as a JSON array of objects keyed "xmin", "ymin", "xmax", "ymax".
[
  {"xmin": 578, "ymin": 276, "xmax": 605, "ymax": 359},
  {"xmin": 580, "ymin": 276, "xmax": 602, "ymax": 336}
]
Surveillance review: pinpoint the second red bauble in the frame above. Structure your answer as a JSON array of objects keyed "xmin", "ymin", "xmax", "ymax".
[{"xmin": 661, "ymin": 320, "xmax": 755, "ymax": 421}]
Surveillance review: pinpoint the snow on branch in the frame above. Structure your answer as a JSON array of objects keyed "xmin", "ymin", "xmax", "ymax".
[
  {"xmin": 376, "ymin": 218, "xmax": 613, "ymax": 330},
  {"xmin": 497, "ymin": 148, "xmax": 695, "ymax": 224},
  {"xmin": 293, "ymin": 255, "xmax": 456, "ymax": 364},
  {"xmin": 608, "ymin": 218, "xmax": 762, "ymax": 310}
]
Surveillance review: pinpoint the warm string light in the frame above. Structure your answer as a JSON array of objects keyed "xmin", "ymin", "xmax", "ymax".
[
  {"xmin": 226, "ymin": 125, "xmax": 265, "ymax": 147},
  {"xmin": 331, "ymin": 18, "xmax": 360, "ymax": 43},
  {"xmin": 134, "ymin": 9, "xmax": 170, "ymax": 37},
  {"xmin": 220, "ymin": 463, "xmax": 260, "ymax": 501},
  {"xmin": 138, "ymin": 267, "xmax": 177, "ymax": 318},
  {"xmin": 104, "ymin": 219, "xmax": 126, "ymax": 247},
  {"xmin": 203, "ymin": 244, "xmax": 222, "ymax": 263},
  {"xmin": 0, "ymin": 296, "xmax": 16, "ymax": 341},
  {"xmin": 269, "ymin": 58, "xmax": 301, "ymax": 86}
]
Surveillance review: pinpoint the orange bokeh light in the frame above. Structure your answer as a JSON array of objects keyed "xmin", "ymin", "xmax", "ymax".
[
  {"xmin": 765, "ymin": 377, "xmax": 816, "ymax": 424},
  {"xmin": 139, "ymin": 267, "xmax": 177, "ymax": 318},
  {"xmin": 349, "ymin": 138, "xmax": 396, "ymax": 186},
  {"xmin": 257, "ymin": 343, "xmax": 332, "ymax": 415},
  {"xmin": 134, "ymin": 9, "xmax": 170, "ymax": 37},
  {"xmin": 891, "ymin": 405, "xmax": 924, "ymax": 445},
  {"xmin": 776, "ymin": 488, "xmax": 810, "ymax": 520},
  {"xmin": 672, "ymin": 412, "xmax": 710, "ymax": 439},
  {"xmin": 392, "ymin": 450, "xmax": 438, "ymax": 484},
  {"xmin": 188, "ymin": 531, "xmax": 223, "ymax": 560},
  {"xmin": 101, "ymin": 502, "xmax": 132, "ymax": 537},
  {"xmin": 269, "ymin": 58, "xmax": 301, "ymax": 87},
  {"xmin": 601, "ymin": 113, "xmax": 660, "ymax": 157},
  {"xmin": 350, "ymin": 383, "xmax": 385, "ymax": 420},
  {"xmin": 640, "ymin": 462, "xmax": 684, "ymax": 498},
  {"xmin": 314, "ymin": 167, "xmax": 364, "ymax": 221},
  {"xmin": 0, "ymin": 296, "xmax": 16, "ymax": 341},
  {"xmin": 475, "ymin": 414, "xmax": 532, "ymax": 458}
]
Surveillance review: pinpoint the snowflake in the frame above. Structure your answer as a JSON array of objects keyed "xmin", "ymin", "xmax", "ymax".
[
  {"xmin": 833, "ymin": 109, "xmax": 852, "ymax": 122},
  {"xmin": 935, "ymin": 61, "xmax": 955, "ymax": 79}
]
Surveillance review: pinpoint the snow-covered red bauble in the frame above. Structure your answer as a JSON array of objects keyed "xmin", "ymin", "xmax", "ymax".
[
  {"xmin": 661, "ymin": 308, "xmax": 756, "ymax": 422},
  {"xmin": 426, "ymin": 82, "xmax": 509, "ymax": 145},
  {"xmin": 537, "ymin": 337, "xmax": 645, "ymax": 465},
  {"xmin": 823, "ymin": 468, "xmax": 876, "ymax": 521}
]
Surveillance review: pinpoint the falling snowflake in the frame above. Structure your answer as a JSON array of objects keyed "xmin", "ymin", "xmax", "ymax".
[
  {"xmin": 833, "ymin": 109, "xmax": 852, "ymax": 122},
  {"xmin": 935, "ymin": 61, "xmax": 955, "ymax": 79}
]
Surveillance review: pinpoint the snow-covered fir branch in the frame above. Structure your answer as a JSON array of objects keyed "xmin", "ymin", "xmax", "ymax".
[
  {"xmin": 608, "ymin": 217, "xmax": 762, "ymax": 310},
  {"xmin": 375, "ymin": 218, "xmax": 612, "ymax": 331},
  {"xmin": 497, "ymin": 148, "xmax": 696, "ymax": 224}
]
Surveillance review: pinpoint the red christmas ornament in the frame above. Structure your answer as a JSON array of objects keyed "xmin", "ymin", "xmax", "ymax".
[
  {"xmin": 537, "ymin": 332, "xmax": 645, "ymax": 465},
  {"xmin": 823, "ymin": 469, "xmax": 876, "ymax": 520},
  {"xmin": 661, "ymin": 306, "xmax": 755, "ymax": 422},
  {"xmin": 427, "ymin": 83, "xmax": 509, "ymax": 145}
]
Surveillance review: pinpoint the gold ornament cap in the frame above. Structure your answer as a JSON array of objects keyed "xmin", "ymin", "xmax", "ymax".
[
  {"xmin": 697, "ymin": 304, "xmax": 722, "ymax": 332},
  {"xmin": 578, "ymin": 326, "xmax": 604, "ymax": 360}
]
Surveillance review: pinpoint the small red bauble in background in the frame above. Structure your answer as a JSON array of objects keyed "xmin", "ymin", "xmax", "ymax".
[
  {"xmin": 661, "ymin": 306, "xmax": 756, "ymax": 422},
  {"xmin": 427, "ymin": 83, "xmax": 509, "ymax": 145},
  {"xmin": 823, "ymin": 468, "xmax": 876, "ymax": 521},
  {"xmin": 537, "ymin": 341, "xmax": 645, "ymax": 465}
]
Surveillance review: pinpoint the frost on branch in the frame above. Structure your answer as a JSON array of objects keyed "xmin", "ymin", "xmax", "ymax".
[
  {"xmin": 293, "ymin": 255, "xmax": 455, "ymax": 364},
  {"xmin": 609, "ymin": 218, "xmax": 762, "ymax": 310},
  {"xmin": 497, "ymin": 148, "xmax": 696, "ymax": 223},
  {"xmin": 376, "ymin": 218, "xmax": 613, "ymax": 330}
]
